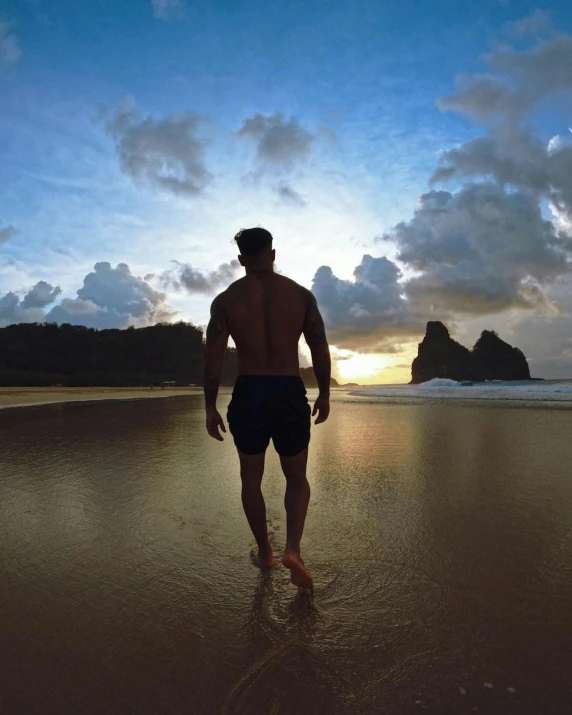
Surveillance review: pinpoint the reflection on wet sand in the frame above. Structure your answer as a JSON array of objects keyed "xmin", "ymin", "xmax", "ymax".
[{"xmin": 1, "ymin": 395, "xmax": 571, "ymax": 714}]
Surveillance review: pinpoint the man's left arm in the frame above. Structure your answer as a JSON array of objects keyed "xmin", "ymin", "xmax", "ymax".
[{"xmin": 204, "ymin": 294, "xmax": 229, "ymax": 441}]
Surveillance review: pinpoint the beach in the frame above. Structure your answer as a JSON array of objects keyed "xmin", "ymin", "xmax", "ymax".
[
  {"xmin": 0, "ymin": 385, "xmax": 212, "ymax": 410},
  {"xmin": 1, "ymin": 391, "xmax": 571, "ymax": 714}
]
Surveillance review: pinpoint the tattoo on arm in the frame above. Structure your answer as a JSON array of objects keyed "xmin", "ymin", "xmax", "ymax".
[
  {"xmin": 303, "ymin": 291, "xmax": 331, "ymax": 396},
  {"xmin": 204, "ymin": 295, "xmax": 229, "ymax": 409}
]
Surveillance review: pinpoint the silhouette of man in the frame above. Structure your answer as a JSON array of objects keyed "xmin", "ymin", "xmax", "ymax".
[{"xmin": 203, "ymin": 228, "xmax": 331, "ymax": 588}]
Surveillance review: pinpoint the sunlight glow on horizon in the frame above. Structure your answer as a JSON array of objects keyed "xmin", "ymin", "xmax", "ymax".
[{"xmin": 334, "ymin": 351, "xmax": 412, "ymax": 385}]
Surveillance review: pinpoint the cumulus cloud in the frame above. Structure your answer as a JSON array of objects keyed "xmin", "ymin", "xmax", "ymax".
[
  {"xmin": 21, "ymin": 281, "xmax": 62, "ymax": 309},
  {"xmin": 151, "ymin": 0, "xmax": 184, "ymax": 21},
  {"xmin": 311, "ymin": 255, "xmax": 422, "ymax": 352},
  {"xmin": 375, "ymin": 29, "xmax": 572, "ymax": 330},
  {"xmin": 162, "ymin": 259, "xmax": 241, "ymax": 294},
  {"xmin": 313, "ymin": 26, "xmax": 572, "ymax": 356},
  {"xmin": 0, "ymin": 222, "xmax": 17, "ymax": 246},
  {"xmin": 431, "ymin": 126, "xmax": 572, "ymax": 224},
  {"xmin": 0, "ymin": 282, "xmax": 60, "ymax": 326},
  {"xmin": 106, "ymin": 98, "xmax": 210, "ymax": 197},
  {"xmin": 0, "ymin": 20, "xmax": 21, "ymax": 66},
  {"xmin": 382, "ymin": 186, "xmax": 570, "ymax": 315},
  {"xmin": 0, "ymin": 264, "xmax": 176, "ymax": 329},
  {"xmin": 46, "ymin": 262, "xmax": 176, "ymax": 328}
]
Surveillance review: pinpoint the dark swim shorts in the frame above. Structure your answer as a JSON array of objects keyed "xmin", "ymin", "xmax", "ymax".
[{"xmin": 227, "ymin": 375, "xmax": 311, "ymax": 457}]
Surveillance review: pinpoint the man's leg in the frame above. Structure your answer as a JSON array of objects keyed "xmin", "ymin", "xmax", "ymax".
[
  {"xmin": 238, "ymin": 450, "xmax": 275, "ymax": 567},
  {"xmin": 280, "ymin": 449, "xmax": 313, "ymax": 587}
]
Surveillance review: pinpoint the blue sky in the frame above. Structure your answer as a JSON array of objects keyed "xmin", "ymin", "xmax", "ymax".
[{"xmin": 2, "ymin": 0, "xmax": 572, "ymax": 382}]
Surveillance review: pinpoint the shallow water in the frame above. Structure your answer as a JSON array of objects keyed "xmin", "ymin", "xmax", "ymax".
[{"xmin": 1, "ymin": 394, "xmax": 571, "ymax": 714}]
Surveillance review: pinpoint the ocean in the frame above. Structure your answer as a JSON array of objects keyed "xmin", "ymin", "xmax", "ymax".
[{"xmin": 350, "ymin": 377, "xmax": 572, "ymax": 403}]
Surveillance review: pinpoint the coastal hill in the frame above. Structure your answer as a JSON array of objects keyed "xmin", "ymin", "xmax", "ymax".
[
  {"xmin": 411, "ymin": 321, "xmax": 531, "ymax": 383},
  {"xmin": 0, "ymin": 322, "xmax": 340, "ymax": 388},
  {"xmin": 299, "ymin": 367, "xmax": 339, "ymax": 389},
  {"xmin": 0, "ymin": 322, "xmax": 218, "ymax": 387}
]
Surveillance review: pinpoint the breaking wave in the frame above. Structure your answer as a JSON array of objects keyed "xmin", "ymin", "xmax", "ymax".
[{"xmin": 349, "ymin": 379, "xmax": 572, "ymax": 403}]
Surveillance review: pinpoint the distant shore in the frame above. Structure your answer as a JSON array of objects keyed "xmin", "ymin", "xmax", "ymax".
[{"xmin": 0, "ymin": 386, "xmax": 222, "ymax": 411}]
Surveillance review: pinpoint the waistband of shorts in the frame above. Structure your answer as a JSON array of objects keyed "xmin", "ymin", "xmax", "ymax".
[{"xmin": 235, "ymin": 374, "xmax": 305, "ymax": 386}]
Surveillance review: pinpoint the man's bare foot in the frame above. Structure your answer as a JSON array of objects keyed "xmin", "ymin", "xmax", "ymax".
[
  {"xmin": 250, "ymin": 546, "xmax": 275, "ymax": 568},
  {"xmin": 282, "ymin": 551, "xmax": 313, "ymax": 588}
]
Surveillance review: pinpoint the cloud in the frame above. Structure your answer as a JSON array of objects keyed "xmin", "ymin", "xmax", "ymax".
[
  {"xmin": 507, "ymin": 10, "xmax": 552, "ymax": 38},
  {"xmin": 430, "ymin": 126, "xmax": 572, "ymax": 224},
  {"xmin": 438, "ymin": 35, "xmax": 572, "ymax": 123},
  {"xmin": 310, "ymin": 255, "xmax": 422, "ymax": 352},
  {"xmin": 0, "ymin": 222, "xmax": 17, "ymax": 246},
  {"xmin": 106, "ymin": 98, "xmax": 210, "ymax": 197},
  {"xmin": 0, "ymin": 264, "xmax": 176, "ymax": 329},
  {"xmin": 162, "ymin": 259, "xmax": 241, "ymax": 294},
  {"xmin": 276, "ymin": 183, "xmax": 306, "ymax": 206},
  {"xmin": 0, "ymin": 20, "xmax": 21, "ymax": 66},
  {"xmin": 382, "ymin": 185, "xmax": 570, "ymax": 315},
  {"xmin": 21, "ymin": 281, "xmax": 61, "ymax": 309},
  {"xmin": 376, "ymin": 29, "xmax": 572, "ymax": 326},
  {"xmin": 313, "ymin": 27, "xmax": 572, "ymax": 355},
  {"xmin": 151, "ymin": 0, "xmax": 184, "ymax": 21},
  {"xmin": 0, "ymin": 282, "xmax": 60, "ymax": 326},
  {"xmin": 236, "ymin": 113, "xmax": 314, "ymax": 167},
  {"xmin": 236, "ymin": 112, "xmax": 314, "ymax": 203},
  {"xmin": 47, "ymin": 262, "xmax": 176, "ymax": 328}
]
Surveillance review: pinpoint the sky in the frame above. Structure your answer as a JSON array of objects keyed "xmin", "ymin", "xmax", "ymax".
[{"xmin": 1, "ymin": 0, "xmax": 572, "ymax": 384}]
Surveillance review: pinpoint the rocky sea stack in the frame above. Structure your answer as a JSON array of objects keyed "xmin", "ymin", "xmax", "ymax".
[{"xmin": 411, "ymin": 321, "xmax": 531, "ymax": 384}]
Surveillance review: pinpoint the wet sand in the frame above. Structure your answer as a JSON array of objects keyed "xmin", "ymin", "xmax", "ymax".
[
  {"xmin": 1, "ymin": 394, "xmax": 571, "ymax": 714},
  {"xmin": 0, "ymin": 385, "xmax": 210, "ymax": 410}
]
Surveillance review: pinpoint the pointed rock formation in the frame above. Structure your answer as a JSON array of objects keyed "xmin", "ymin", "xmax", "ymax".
[
  {"xmin": 411, "ymin": 321, "xmax": 475, "ymax": 383},
  {"xmin": 472, "ymin": 330, "xmax": 531, "ymax": 381},
  {"xmin": 411, "ymin": 322, "xmax": 531, "ymax": 383}
]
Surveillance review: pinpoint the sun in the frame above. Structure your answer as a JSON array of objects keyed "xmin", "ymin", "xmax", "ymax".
[
  {"xmin": 329, "ymin": 348, "xmax": 414, "ymax": 385},
  {"xmin": 335, "ymin": 352, "xmax": 391, "ymax": 383}
]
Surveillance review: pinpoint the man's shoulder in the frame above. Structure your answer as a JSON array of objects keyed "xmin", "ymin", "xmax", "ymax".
[
  {"xmin": 223, "ymin": 275, "xmax": 249, "ymax": 297},
  {"xmin": 210, "ymin": 287, "xmax": 233, "ymax": 312},
  {"xmin": 275, "ymin": 273, "xmax": 310, "ymax": 295}
]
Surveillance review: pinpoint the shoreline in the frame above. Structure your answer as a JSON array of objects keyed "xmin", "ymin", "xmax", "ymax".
[{"xmin": 0, "ymin": 386, "xmax": 224, "ymax": 411}]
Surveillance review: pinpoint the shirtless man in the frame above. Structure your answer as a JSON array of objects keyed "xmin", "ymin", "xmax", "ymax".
[{"xmin": 203, "ymin": 227, "xmax": 331, "ymax": 588}]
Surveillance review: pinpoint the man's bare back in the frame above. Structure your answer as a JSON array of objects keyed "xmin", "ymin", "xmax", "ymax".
[
  {"xmin": 203, "ymin": 228, "xmax": 331, "ymax": 589},
  {"xmin": 216, "ymin": 271, "xmax": 314, "ymax": 376}
]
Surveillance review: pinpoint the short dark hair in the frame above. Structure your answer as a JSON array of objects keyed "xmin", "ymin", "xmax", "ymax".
[{"xmin": 234, "ymin": 227, "xmax": 273, "ymax": 257}]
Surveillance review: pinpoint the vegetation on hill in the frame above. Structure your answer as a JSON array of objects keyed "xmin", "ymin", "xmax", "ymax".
[
  {"xmin": 0, "ymin": 322, "xmax": 238, "ymax": 387},
  {"xmin": 299, "ymin": 366, "xmax": 339, "ymax": 389},
  {"xmin": 0, "ymin": 323, "xmax": 339, "ymax": 388}
]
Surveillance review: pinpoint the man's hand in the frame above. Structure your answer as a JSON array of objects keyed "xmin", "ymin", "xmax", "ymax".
[
  {"xmin": 206, "ymin": 408, "xmax": 227, "ymax": 441},
  {"xmin": 312, "ymin": 394, "xmax": 330, "ymax": 425}
]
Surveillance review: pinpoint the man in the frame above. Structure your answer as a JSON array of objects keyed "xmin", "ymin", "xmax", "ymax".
[{"xmin": 203, "ymin": 227, "xmax": 331, "ymax": 588}]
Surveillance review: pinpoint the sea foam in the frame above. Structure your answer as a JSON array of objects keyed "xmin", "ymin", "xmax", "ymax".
[{"xmin": 349, "ymin": 379, "xmax": 572, "ymax": 403}]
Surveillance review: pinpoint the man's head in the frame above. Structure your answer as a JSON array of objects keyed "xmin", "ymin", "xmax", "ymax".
[{"xmin": 234, "ymin": 227, "xmax": 275, "ymax": 270}]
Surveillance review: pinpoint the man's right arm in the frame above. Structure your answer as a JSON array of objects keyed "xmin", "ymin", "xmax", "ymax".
[
  {"xmin": 303, "ymin": 290, "xmax": 331, "ymax": 424},
  {"xmin": 203, "ymin": 294, "xmax": 229, "ymax": 440}
]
